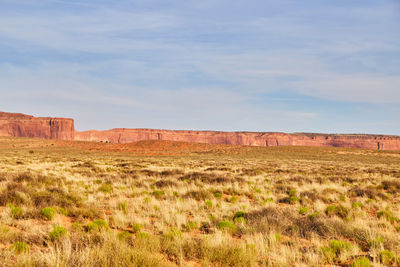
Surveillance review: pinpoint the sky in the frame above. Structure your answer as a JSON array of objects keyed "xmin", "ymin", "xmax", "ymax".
[{"xmin": 0, "ymin": 0, "xmax": 399, "ymax": 134}]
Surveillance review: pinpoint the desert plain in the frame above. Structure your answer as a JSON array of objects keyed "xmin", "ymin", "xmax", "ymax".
[{"xmin": 0, "ymin": 136, "xmax": 399, "ymax": 266}]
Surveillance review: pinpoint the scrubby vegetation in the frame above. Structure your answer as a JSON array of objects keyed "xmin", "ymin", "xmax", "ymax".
[{"xmin": 0, "ymin": 137, "xmax": 400, "ymax": 266}]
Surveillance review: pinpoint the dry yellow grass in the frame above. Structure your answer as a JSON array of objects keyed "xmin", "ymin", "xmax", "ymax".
[{"xmin": 0, "ymin": 137, "xmax": 400, "ymax": 266}]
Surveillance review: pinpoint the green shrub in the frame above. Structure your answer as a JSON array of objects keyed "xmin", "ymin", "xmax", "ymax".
[
  {"xmin": 233, "ymin": 211, "xmax": 247, "ymax": 224},
  {"xmin": 325, "ymin": 205, "xmax": 349, "ymax": 218},
  {"xmin": 41, "ymin": 207, "xmax": 57, "ymax": 220},
  {"xmin": 214, "ymin": 192, "xmax": 222, "ymax": 198},
  {"xmin": 352, "ymin": 257, "xmax": 371, "ymax": 267},
  {"xmin": 99, "ymin": 184, "xmax": 113, "ymax": 193},
  {"xmin": 321, "ymin": 240, "xmax": 352, "ymax": 263},
  {"xmin": 288, "ymin": 195, "xmax": 299, "ymax": 204},
  {"xmin": 86, "ymin": 219, "xmax": 109, "ymax": 232},
  {"xmin": 217, "ymin": 221, "xmax": 236, "ymax": 234},
  {"xmin": 185, "ymin": 221, "xmax": 199, "ymax": 231},
  {"xmin": 233, "ymin": 217, "xmax": 246, "ymax": 224},
  {"xmin": 163, "ymin": 228, "xmax": 182, "ymax": 241},
  {"xmin": 10, "ymin": 206, "xmax": 24, "ymax": 219},
  {"xmin": 377, "ymin": 210, "xmax": 399, "ymax": 224},
  {"xmin": 264, "ymin": 197, "xmax": 274, "ymax": 203},
  {"xmin": 321, "ymin": 246, "xmax": 335, "ymax": 263},
  {"xmin": 194, "ymin": 241, "xmax": 257, "ymax": 266},
  {"xmin": 205, "ymin": 200, "xmax": 213, "ymax": 209},
  {"xmin": 131, "ymin": 223, "xmax": 143, "ymax": 233},
  {"xmin": 118, "ymin": 201, "xmax": 128, "ymax": 214},
  {"xmin": 118, "ymin": 231, "xmax": 133, "ymax": 241},
  {"xmin": 49, "ymin": 225, "xmax": 69, "ymax": 241},
  {"xmin": 72, "ymin": 222, "xmax": 83, "ymax": 231},
  {"xmin": 134, "ymin": 232, "xmax": 161, "ymax": 253},
  {"xmin": 299, "ymin": 207, "xmax": 309, "ymax": 215},
  {"xmin": 10, "ymin": 241, "xmax": 30, "ymax": 254},
  {"xmin": 228, "ymin": 196, "xmax": 238, "ymax": 203},
  {"xmin": 152, "ymin": 190, "xmax": 164, "ymax": 199},
  {"xmin": 58, "ymin": 207, "xmax": 68, "ymax": 216},
  {"xmin": 308, "ymin": 212, "xmax": 319, "ymax": 219},
  {"xmin": 233, "ymin": 211, "xmax": 246, "ymax": 220},
  {"xmin": 329, "ymin": 240, "xmax": 351, "ymax": 255},
  {"xmin": 253, "ymin": 187, "xmax": 262, "ymax": 193},
  {"xmin": 367, "ymin": 236, "xmax": 384, "ymax": 249},
  {"xmin": 351, "ymin": 202, "xmax": 364, "ymax": 209},
  {"xmin": 379, "ymin": 250, "xmax": 395, "ymax": 265}
]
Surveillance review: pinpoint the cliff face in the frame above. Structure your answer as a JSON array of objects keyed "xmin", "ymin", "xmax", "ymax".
[
  {"xmin": 74, "ymin": 128, "xmax": 400, "ymax": 151},
  {"xmin": 1, "ymin": 111, "xmax": 400, "ymax": 151},
  {"xmin": 0, "ymin": 112, "xmax": 74, "ymax": 140}
]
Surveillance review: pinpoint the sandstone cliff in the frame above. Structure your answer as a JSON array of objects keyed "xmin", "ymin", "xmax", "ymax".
[
  {"xmin": 74, "ymin": 128, "xmax": 400, "ymax": 151},
  {"xmin": 1, "ymin": 111, "xmax": 400, "ymax": 151},
  {"xmin": 0, "ymin": 112, "xmax": 74, "ymax": 140}
]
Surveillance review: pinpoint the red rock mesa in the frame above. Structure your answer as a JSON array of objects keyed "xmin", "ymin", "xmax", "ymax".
[
  {"xmin": 0, "ymin": 112, "xmax": 74, "ymax": 140},
  {"xmin": 1, "ymin": 111, "xmax": 400, "ymax": 151}
]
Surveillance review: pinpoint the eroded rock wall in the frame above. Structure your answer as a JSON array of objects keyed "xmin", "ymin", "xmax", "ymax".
[
  {"xmin": 74, "ymin": 128, "xmax": 400, "ymax": 151},
  {"xmin": 0, "ymin": 112, "xmax": 74, "ymax": 140},
  {"xmin": 1, "ymin": 111, "xmax": 399, "ymax": 151}
]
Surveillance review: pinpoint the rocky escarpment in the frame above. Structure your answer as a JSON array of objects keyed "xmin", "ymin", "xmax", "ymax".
[
  {"xmin": 0, "ymin": 112, "xmax": 74, "ymax": 140},
  {"xmin": 1, "ymin": 111, "xmax": 400, "ymax": 151},
  {"xmin": 74, "ymin": 128, "xmax": 400, "ymax": 151}
]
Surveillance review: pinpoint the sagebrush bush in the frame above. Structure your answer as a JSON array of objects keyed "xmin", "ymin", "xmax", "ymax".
[
  {"xmin": 86, "ymin": 219, "xmax": 109, "ymax": 232},
  {"xmin": 10, "ymin": 241, "xmax": 30, "ymax": 254},
  {"xmin": 379, "ymin": 250, "xmax": 395, "ymax": 265},
  {"xmin": 325, "ymin": 204, "xmax": 349, "ymax": 219},
  {"xmin": 99, "ymin": 184, "xmax": 113, "ymax": 193},
  {"xmin": 352, "ymin": 257, "xmax": 371, "ymax": 267},
  {"xmin": 217, "ymin": 221, "xmax": 237, "ymax": 234},
  {"xmin": 41, "ymin": 207, "xmax": 57, "ymax": 220},
  {"xmin": 9, "ymin": 205, "xmax": 24, "ymax": 219},
  {"xmin": 49, "ymin": 225, "xmax": 69, "ymax": 241}
]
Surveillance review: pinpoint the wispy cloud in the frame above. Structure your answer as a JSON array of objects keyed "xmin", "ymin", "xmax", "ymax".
[{"xmin": 0, "ymin": 0, "xmax": 399, "ymax": 133}]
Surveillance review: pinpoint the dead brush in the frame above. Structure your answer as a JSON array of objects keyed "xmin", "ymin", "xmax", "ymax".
[
  {"xmin": 0, "ymin": 183, "xmax": 30, "ymax": 205},
  {"xmin": 183, "ymin": 189, "xmax": 213, "ymax": 201},
  {"xmin": 380, "ymin": 180, "xmax": 400, "ymax": 194},
  {"xmin": 179, "ymin": 172, "xmax": 238, "ymax": 184},
  {"xmin": 153, "ymin": 179, "xmax": 178, "ymax": 188},
  {"xmin": 32, "ymin": 188, "xmax": 82, "ymax": 209},
  {"xmin": 348, "ymin": 187, "xmax": 387, "ymax": 199}
]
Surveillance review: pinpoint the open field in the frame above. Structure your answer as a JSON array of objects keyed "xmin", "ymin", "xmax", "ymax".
[{"xmin": 0, "ymin": 137, "xmax": 400, "ymax": 266}]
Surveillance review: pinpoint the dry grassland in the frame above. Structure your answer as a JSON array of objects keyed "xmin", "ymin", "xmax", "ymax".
[{"xmin": 0, "ymin": 137, "xmax": 400, "ymax": 266}]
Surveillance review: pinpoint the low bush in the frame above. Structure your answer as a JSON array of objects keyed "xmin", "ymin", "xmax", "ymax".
[
  {"xmin": 41, "ymin": 207, "xmax": 57, "ymax": 220},
  {"xmin": 217, "ymin": 221, "xmax": 236, "ymax": 234},
  {"xmin": 352, "ymin": 257, "xmax": 371, "ymax": 267},
  {"xmin": 99, "ymin": 184, "xmax": 113, "ymax": 193},
  {"xmin": 86, "ymin": 219, "xmax": 109, "ymax": 232},
  {"xmin": 299, "ymin": 207, "xmax": 309, "ymax": 215},
  {"xmin": 118, "ymin": 201, "xmax": 128, "ymax": 214},
  {"xmin": 325, "ymin": 205, "xmax": 349, "ymax": 219},
  {"xmin": 49, "ymin": 225, "xmax": 69, "ymax": 241},
  {"xmin": 204, "ymin": 200, "xmax": 213, "ymax": 209},
  {"xmin": 379, "ymin": 250, "xmax": 395, "ymax": 265},
  {"xmin": 10, "ymin": 241, "xmax": 30, "ymax": 254},
  {"xmin": 9, "ymin": 205, "xmax": 24, "ymax": 219},
  {"xmin": 321, "ymin": 239, "xmax": 352, "ymax": 263},
  {"xmin": 377, "ymin": 210, "xmax": 399, "ymax": 224}
]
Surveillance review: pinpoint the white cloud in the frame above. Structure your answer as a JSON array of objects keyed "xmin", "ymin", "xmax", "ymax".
[{"xmin": 0, "ymin": 1, "xmax": 399, "ymax": 133}]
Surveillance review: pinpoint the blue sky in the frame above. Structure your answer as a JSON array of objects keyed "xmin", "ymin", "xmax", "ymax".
[{"xmin": 0, "ymin": 0, "xmax": 399, "ymax": 134}]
